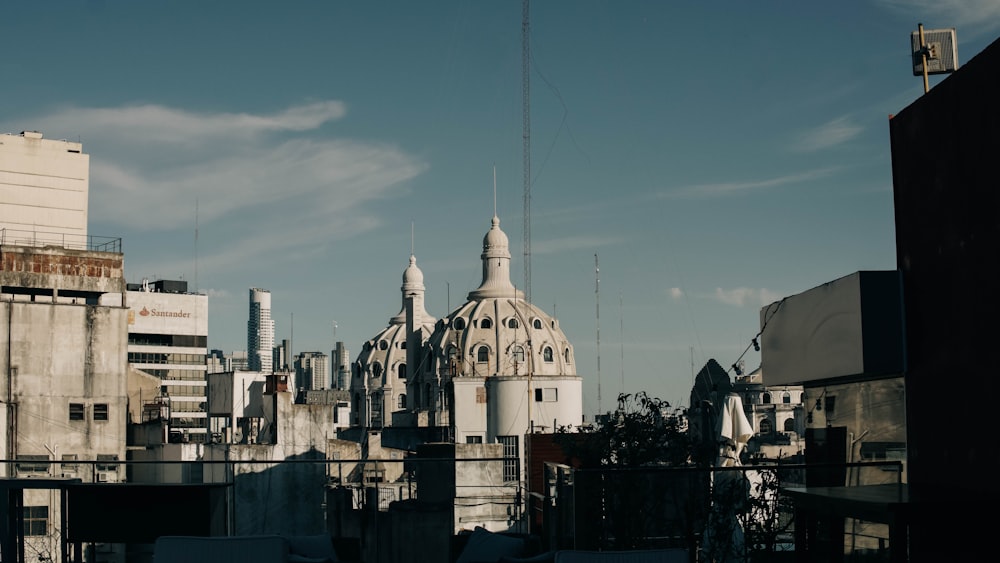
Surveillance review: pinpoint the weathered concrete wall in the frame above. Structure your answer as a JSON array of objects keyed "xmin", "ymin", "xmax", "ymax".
[
  {"xmin": 1, "ymin": 299, "xmax": 127, "ymax": 479},
  {"xmin": 0, "ymin": 246, "xmax": 124, "ymax": 293}
]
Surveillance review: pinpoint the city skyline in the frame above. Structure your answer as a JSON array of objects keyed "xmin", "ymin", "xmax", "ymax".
[{"xmin": 4, "ymin": 1, "xmax": 999, "ymax": 412}]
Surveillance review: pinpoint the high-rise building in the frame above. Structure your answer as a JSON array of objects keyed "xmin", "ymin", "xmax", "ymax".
[
  {"xmin": 247, "ymin": 288, "xmax": 274, "ymax": 373},
  {"xmin": 295, "ymin": 351, "xmax": 330, "ymax": 391},
  {"xmin": 0, "ymin": 131, "xmax": 89, "ymax": 240},
  {"xmin": 126, "ymin": 279, "xmax": 208, "ymax": 442},
  {"xmin": 332, "ymin": 341, "xmax": 350, "ymax": 390}
]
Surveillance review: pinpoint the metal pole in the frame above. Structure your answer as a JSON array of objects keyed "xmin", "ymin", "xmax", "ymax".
[{"xmin": 918, "ymin": 23, "xmax": 929, "ymax": 94}]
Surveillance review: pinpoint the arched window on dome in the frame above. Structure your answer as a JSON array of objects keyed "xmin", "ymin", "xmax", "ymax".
[
  {"xmin": 453, "ymin": 317, "xmax": 466, "ymax": 330},
  {"xmin": 782, "ymin": 392, "xmax": 791, "ymax": 404},
  {"xmin": 477, "ymin": 346, "xmax": 489, "ymax": 363},
  {"xmin": 480, "ymin": 318, "xmax": 493, "ymax": 329},
  {"xmin": 508, "ymin": 318, "xmax": 519, "ymax": 329},
  {"xmin": 398, "ymin": 363, "xmax": 406, "ymax": 380},
  {"xmin": 762, "ymin": 392, "xmax": 772, "ymax": 404},
  {"xmin": 372, "ymin": 362, "xmax": 383, "ymax": 379},
  {"xmin": 783, "ymin": 418, "xmax": 795, "ymax": 432},
  {"xmin": 398, "ymin": 394, "xmax": 406, "ymax": 409},
  {"xmin": 543, "ymin": 347, "xmax": 554, "ymax": 362},
  {"xmin": 533, "ymin": 319, "xmax": 542, "ymax": 329},
  {"xmin": 564, "ymin": 348, "xmax": 571, "ymax": 363},
  {"xmin": 759, "ymin": 419, "xmax": 773, "ymax": 434},
  {"xmin": 512, "ymin": 345, "xmax": 525, "ymax": 365},
  {"xmin": 379, "ymin": 340, "xmax": 388, "ymax": 350}
]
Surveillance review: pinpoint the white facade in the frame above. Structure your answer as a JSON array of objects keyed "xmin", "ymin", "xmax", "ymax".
[
  {"xmin": 0, "ymin": 131, "xmax": 89, "ymax": 241},
  {"xmin": 207, "ymin": 370, "xmax": 269, "ymax": 444},
  {"xmin": 127, "ymin": 280, "xmax": 209, "ymax": 442},
  {"xmin": 247, "ymin": 288, "xmax": 274, "ymax": 373},
  {"xmin": 353, "ymin": 254, "xmax": 436, "ymax": 428}
]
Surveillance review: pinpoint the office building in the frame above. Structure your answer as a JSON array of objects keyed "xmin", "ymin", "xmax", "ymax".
[
  {"xmin": 126, "ymin": 278, "xmax": 209, "ymax": 443},
  {"xmin": 248, "ymin": 288, "xmax": 274, "ymax": 373}
]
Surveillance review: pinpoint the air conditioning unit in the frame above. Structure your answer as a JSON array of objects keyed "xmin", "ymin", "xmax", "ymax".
[{"xmin": 97, "ymin": 472, "xmax": 110, "ymax": 482}]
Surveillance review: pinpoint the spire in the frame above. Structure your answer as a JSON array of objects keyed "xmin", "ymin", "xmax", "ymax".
[
  {"xmin": 468, "ymin": 214, "xmax": 524, "ymax": 300},
  {"xmin": 391, "ymin": 249, "xmax": 434, "ymax": 325}
]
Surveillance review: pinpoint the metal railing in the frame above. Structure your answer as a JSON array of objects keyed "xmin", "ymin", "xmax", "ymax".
[
  {"xmin": 0, "ymin": 228, "xmax": 121, "ymax": 253},
  {"xmin": 0, "ymin": 457, "xmax": 905, "ymax": 563}
]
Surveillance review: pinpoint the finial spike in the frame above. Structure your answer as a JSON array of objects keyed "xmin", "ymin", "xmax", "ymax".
[
  {"xmin": 493, "ymin": 164, "xmax": 498, "ymax": 218},
  {"xmin": 411, "ymin": 222, "xmax": 414, "ymax": 256}
]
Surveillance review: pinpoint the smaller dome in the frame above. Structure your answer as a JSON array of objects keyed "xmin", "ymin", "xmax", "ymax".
[
  {"xmin": 483, "ymin": 216, "xmax": 508, "ymax": 249},
  {"xmin": 403, "ymin": 255, "xmax": 423, "ymax": 285}
]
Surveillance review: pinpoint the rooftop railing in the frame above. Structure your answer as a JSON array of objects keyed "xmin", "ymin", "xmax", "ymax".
[{"xmin": 0, "ymin": 228, "xmax": 121, "ymax": 253}]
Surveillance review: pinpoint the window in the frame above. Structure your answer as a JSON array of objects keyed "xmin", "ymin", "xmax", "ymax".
[
  {"xmin": 96, "ymin": 454, "xmax": 119, "ymax": 472},
  {"xmin": 23, "ymin": 506, "xmax": 48, "ymax": 536},
  {"xmin": 94, "ymin": 404, "xmax": 109, "ymax": 421},
  {"xmin": 543, "ymin": 347, "xmax": 554, "ymax": 362},
  {"xmin": 466, "ymin": 436, "xmax": 483, "ymax": 444},
  {"xmin": 533, "ymin": 319, "xmax": 542, "ymax": 329},
  {"xmin": 398, "ymin": 363, "xmax": 406, "ymax": 380},
  {"xmin": 372, "ymin": 362, "xmax": 383, "ymax": 379},
  {"xmin": 507, "ymin": 318, "xmax": 519, "ymax": 329},
  {"xmin": 759, "ymin": 419, "xmax": 773, "ymax": 434},
  {"xmin": 762, "ymin": 393, "xmax": 772, "ymax": 404},
  {"xmin": 782, "ymin": 392, "xmax": 791, "ymax": 404},
  {"xmin": 477, "ymin": 346, "xmax": 489, "ymax": 363},
  {"xmin": 824, "ymin": 396, "xmax": 836, "ymax": 414},
  {"xmin": 783, "ymin": 418, "xmax": 796, "ymax": 432},
  {"xmin": 480, "ymin": 318, "xmax": 492, "ymax": 329},
  {"xmin": 453, "ymin": 317, "xmax": 466, "ymax": 330},
  {"xmin": 498, "ymin": 435, "xmax": 519, "ymax": 483},
  {"xmin": 61, "ymin": 454, "xmax": 79, "ymax": 472},
  {"xmin": 379, "ymin": 340, "xmax": 388, "ymax": 350},
  {"xmin": 512, "ymin": 345, "xmax": 525, "ymax": 364},
  {"xmin": 534, "ymin": 388, "xmax": 558, "ymax": 402},
  {"xmin": 564, "ymin": 348, "xmax": 571, "ymax": 363},
  {"xmin": 16, "ymin": 455, "xmax": 49, "ymax": 475},
  {"xmin": 397, "ymin": 394, "xmax": 406, "ymax": 409},
  {"xmin": 69, "ymin": 403, "xmax": 85, "ymax": 421}
]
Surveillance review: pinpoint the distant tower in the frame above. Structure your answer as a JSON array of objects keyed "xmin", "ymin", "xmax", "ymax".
[{"xmin": 248, "ymin": 288, "xmax": 274, "ymax": 373}]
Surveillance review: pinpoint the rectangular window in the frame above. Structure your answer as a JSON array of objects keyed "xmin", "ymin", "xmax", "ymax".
[
  {"xmin": 69, "ymin": 403, "xmax": 85, "ymax": 421},
  {"xmin": 16, "ymin": 455, "xmax": 50, "ymax": 475},
  {"xmin": 61, "ymin": 454, "xmax": 79, "ymax": 473},
  {"xmin": 466, "ymin": 435, "xmax": 483, "ymax": 444},
  {"xmin": 24, "ymin": 506, "xmax": 48, "ymax": 536},
  {"xmin": 534, "ymin": 388, "xmax": 558, "ymax": 402},
  {"xmin": 94, "ymin": 403, "xmax": 109, "ymax": 421},
  {"xmin": 476, "ymin": 388, "xmax": 486, "ymax": 404},
  {"xmin": 96, "ymin": 454, "xmax": 119, "ymax": 473},
  {"xmin": 498, "ymin": 435, "xmax": 519, "ymax": 483}
]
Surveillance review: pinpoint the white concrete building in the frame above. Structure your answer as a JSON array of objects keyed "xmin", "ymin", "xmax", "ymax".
[
  {"xmin": 1, "ymin": 131, "xmax": 126, "ymax": 562},
  {"xmin": 353, "ymin": 214, "xmax": 583, "ymax": 487},
  {"xmin": 415, "ymin": 214, "xmax": 583, "ymax": 482},
  {"xmin": 353, "ymin": 254, "xmax": 436, "ymax": 428},
  {"xmin": 126, "ymin": 279, "xmax": 209, "ymax": 443},
  {"xmin": 0, "ymin": 131, "xmax": 89, "ymax": 242},
  {"xmin": 247, "ymin": 288, "xmax": 274, "ymax": 373}
]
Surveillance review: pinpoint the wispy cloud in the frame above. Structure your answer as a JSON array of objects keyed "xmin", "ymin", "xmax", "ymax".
[
  {"xmin": 4, "ymin": 101, "xmax": 427, "ymax": 279},
  {"xmin": 793, "ymin": 116, "xmax": 863, "ymax": 152},
  {"xmin": 37, "ymin": 101, "xmax": 346, "ymax": 144},
  {"xmin": 711, "ymin": 287, "xmax": 784, "ymax": 308},
  {"xmin": 668, "ymin": 287, "xmax": 684, "ymax": 299},
  {"xmin": 662, "ymin": 167, "xmax": 839, "ymax": 199},
  {"xmin": 874, "ymin": 0, "xmax": 1000, "ymax": 38}
]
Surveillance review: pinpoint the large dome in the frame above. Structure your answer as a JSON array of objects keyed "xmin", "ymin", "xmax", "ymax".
[{"xmin": 427, "ymin": 215, "xmax": 575, "ymax": 378}]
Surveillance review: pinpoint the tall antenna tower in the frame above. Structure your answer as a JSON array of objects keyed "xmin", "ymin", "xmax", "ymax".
[
  {"xmin": 595, "ymin": 253, "xmax": 601, "ymax": 414},
  {"xmin": 522, "ymin": 0, "xmax": 531, "ymax": 310}
]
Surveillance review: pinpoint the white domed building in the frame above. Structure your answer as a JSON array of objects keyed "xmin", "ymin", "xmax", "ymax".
[
  {"xmin": 351, "ymin": 254, "xmax": 436, "ymax": 429},
  {"xmin": 405, "ymin": 214, "xmax": 583, "ymax": 479}
]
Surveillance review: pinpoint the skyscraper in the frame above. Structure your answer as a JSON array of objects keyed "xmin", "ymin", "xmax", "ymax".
[{"xmin": 247, "ymin": 288, "xmax": 274, "ymax": 373}]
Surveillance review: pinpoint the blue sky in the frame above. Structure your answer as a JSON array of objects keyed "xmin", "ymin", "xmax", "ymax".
[{"xmin": 4, "ymin": 1, "xmax": 999, "ymax": 413}]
